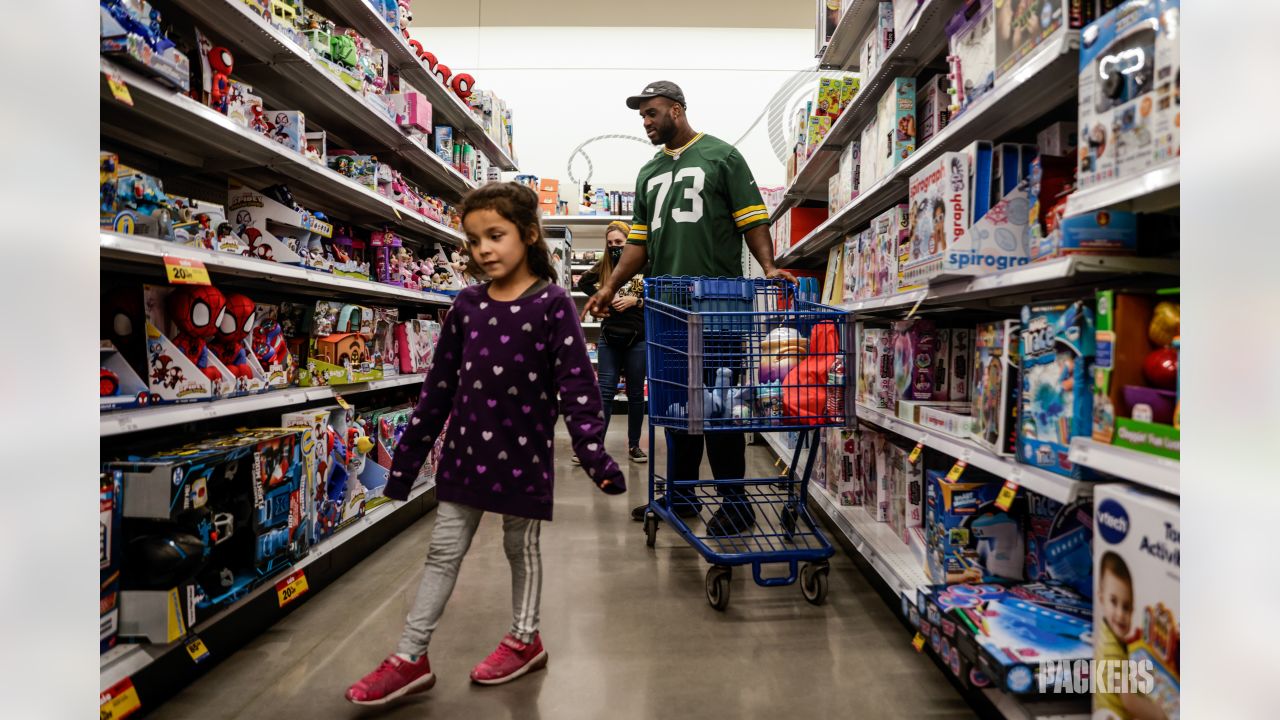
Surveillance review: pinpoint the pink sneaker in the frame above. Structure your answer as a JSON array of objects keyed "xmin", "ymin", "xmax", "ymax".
[
  {"xmin": 470, "ymin": 634, "xmax": 548, "ymax": 685},
  {"xmin": 345, "ymin": 654, "xmax": 435, "ymax": 705}
]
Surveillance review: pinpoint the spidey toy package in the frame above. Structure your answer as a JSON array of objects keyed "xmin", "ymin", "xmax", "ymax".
[
  {"xmin": 208, "ymin": 292, "xmax": 271, "ymax": 395},
  {"xmin": 1018, "ymin": 301, "xmax": 1096, "ymax": 478},
  {"xmin": 251, "ymin": 303, "xmax": 294, "ymax": 387},
  {"xmin": 143, "ymin": 284, "xmax": 236, "ymax": 402}
]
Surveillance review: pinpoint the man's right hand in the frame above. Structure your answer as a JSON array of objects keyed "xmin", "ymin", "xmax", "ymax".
[{"xmin": 584, "ymin": 286, "xmax": 618, "ymax": 319}]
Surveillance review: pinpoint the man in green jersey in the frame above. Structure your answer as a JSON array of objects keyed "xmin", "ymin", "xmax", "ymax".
[{"xmin": 585, "ymin": 80, "xmax": 795, "ymax": 537}]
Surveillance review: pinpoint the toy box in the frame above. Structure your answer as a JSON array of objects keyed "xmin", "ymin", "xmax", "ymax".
[
  {"xmin": 1018, "ymin": 301, "xmax": 1096, "ymax": 477},
  {"xmin": 359, "ymin": 404, "xmax": 420, "ymax": 509},
  {"xmin": 1024, "ymin": 494, "xmax": 1093, "ymax": 598},
  {"xmin": 1026, "ymin": 154, "xmax": 1075, "ymax": 242},
  {"xmin": 319, "ymin": 403, "xmax": 371, "ymax": 535},
  {"xmin": 839, "ymin": 140, "xmax": 861, "ymax": 205},
  {"xmin": 946, "ymin": 0, "xmax": 997, "ymax": 114},
  {"xmin": 971, "ymin": 319, "xmax": 1021, "ymax": 456},
  {"xmin": 877, "ymin": 1, "xmax": 896, "ymax": 57},
  {"xmin": 227, "ymin": 183, "xmax": 310, "ymax": 265},
  {"xmin": 777, "ymin": 207, "xmax": 829, "ymax": 250},
  {"xmin": 1077, "ymin": 0, "xmax": 1181, "ymax": 189},
  {"xmin": 101, "ymin": 341, "xmax": 151, "ymax": 411},
  {"xmin": 100, "ymin": 0, "xmax": 191, "ymax": 91},
  {"xmin": 840, "ymin": 76, "xmax": 861, "ymax": 112},
  {"xmin": 857, "ymin": 323, "xmax": 895, "ymax": 409},
  {"xmin": 902, "ymin": 152, "xmax": 970, "ymax": 287},
  {"xmin": 1093, "ymin": 484, "xmax": 1180, "ymax": 719},
  {"xmin": 945, "ymin": 326, "xmax": 972, "ymax": 401},
  {"xmin": 396, "ymin": 89, "xmax": 434, "ymax": 132},
  {"xmin": 859, "ymin": 116, "xmax": 882, "ymax": 189},
  {"xmin": 281, "ymin": 408, "xmax": 329, "ymax": 545},
  {"xmin": 816, "ymin": 77, "xmax": 844, "ymax": 118},
  {"xmin": 916, "ymin": 74, "xmax": 951, "ymax": 145},
  {"xmin": 433, "ymin": 125, "xmax": 454, "ymax": 164},
  {"xmin": 897, "ymin": 399, "xmax": 969, "ymax": 425},
  {"xmin": 806, "ymin": 115, "xmax": 833, "ymax": 157},
  {"xmin": 842, "ymin": 232, "xmax": 861, "ymax": 305},
  {"xmin": 865, "ymin": 204, "xmax": 906, "ymax": 300},
  {"xmin": 918, "ymin": 405, "xmax": 973, "ymax": 438},
  {"xmin": 1031, "ymin": 209, "xmax": 1138, "ymax": 263},
  {"xmin": 250, "ymin": 303, "xmax": 294, "ymax": 388},
  {"xmin": 893, "ymin": 318, "xmax": 940, "ymax": 401},
  {"xmin": 924, "ymin": 469, "xmax": 1025, "ymax": 585},
  {"xmin": 397, "ymin": 318, "xmax": 440, "ymax": 373},
  {"xmin": 856, "ymin": 428, "xmax": 892, "ymax": 522},
  {"xmin": 894, "ymin": 0, "xmax": 921, "ymax": 41},
  {"xmin": 877, "ymin": 78, "xmax": 917, "ymax": 173},
  {"xmin": 101, "ymin": 470, "xmax": 124, "ymax": 654},
  {"xmin": 143, "ymin": 284, "xmax": 236, "ymax": 402},
  {"xmin": 295, "ymin": 300, "xmax": 383, "ymax": 386},
  {"xmin": 265, "ymin": 110, "xmax": 306, "ymax": 153},
  {"xmin": 832, "ymin": 429, "xmax": 861, "ymax": 505},
  {"xmin": 1037, "ymin": 121, "xmax": 1078, "ymax": 156},
  {"xmin": 996, "ymin": 0, "xmax": 1066, "ymax": 77},
  {"xmin": 1092, "ymin": 290, "xmax": 1180, "ymax": 459},
  {"xmin": 226, "ymin": 81, "xmax": 263, "ymax": 130},
  {"xmin": 887, "ymin": 439, "xmax": 923, "ymax": 543}
]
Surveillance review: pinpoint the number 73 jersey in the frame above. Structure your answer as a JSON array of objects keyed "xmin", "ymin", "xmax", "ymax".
[{"xmin": 626, "ymin": 133, "xmax": 770, "ymax": 278}]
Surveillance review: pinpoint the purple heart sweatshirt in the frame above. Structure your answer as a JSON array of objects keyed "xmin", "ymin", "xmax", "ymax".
[{"xmin": 384, "ymin": 282, "xmax": 623, "ymax": 520}]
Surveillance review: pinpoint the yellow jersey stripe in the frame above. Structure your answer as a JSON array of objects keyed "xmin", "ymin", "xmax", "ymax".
[
  {"xmin": 662, "ymin": 132, "xmax": 705, "ymax": 157},
  {"xmin": 627, "ymin": 231, "xmax": 648, "ymax": 240},
  {"xmin": 732, "ymin": 204, "xmax": 767, "ymax": 219},
  {"xmin": 734, "ymin": 211, "xmax": 769, "ymax": 227},
  {"xmin": 630, "ymin": 224, "xmax": 648, "ymax": 230}
]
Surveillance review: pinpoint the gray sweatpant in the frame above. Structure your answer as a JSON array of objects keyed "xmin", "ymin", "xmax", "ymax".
[{"xmin": 398, "ymin": 501, "xmax": 542, "ymax": 655}]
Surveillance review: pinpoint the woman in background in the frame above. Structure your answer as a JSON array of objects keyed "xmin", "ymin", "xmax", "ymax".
[{"xmin": 577, "ymin": 221, "xmax": 648, "ymax": 464}]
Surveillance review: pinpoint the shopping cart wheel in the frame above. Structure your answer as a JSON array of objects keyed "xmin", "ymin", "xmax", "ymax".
[
  {"xmin": 800, "ymin": 562, "xmax": 829, "ymax": 606},
  {"xmin": 705, "ymin": 566, "xmax": 732, "ymax": 611},
  {"xmin": 644, "ymin": 512, "xmax": 658, "ymax": 548},
  {"xmin": 781, "ymin": 505, "xmax": 798, "ymax": 540}
]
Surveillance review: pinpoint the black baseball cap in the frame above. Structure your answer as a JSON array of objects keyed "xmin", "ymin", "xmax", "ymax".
[{"xmin": 626, "ymin": 81, "xmax": 687, "ymax": 110}]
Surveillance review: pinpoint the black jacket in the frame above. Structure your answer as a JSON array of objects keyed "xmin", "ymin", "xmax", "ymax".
[{"xmin": 577, "ymin": 262, "xmax": 645, "ymax": 342}]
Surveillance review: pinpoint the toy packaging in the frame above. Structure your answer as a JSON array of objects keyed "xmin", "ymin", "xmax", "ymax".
[
  {"xmin": 894, "ymin": 0, "xmax": 921, "ymax": 41},
  {"xmin": 840, "ymin": 140, "xmax": 861, "ymax": 204},
  {"xmin": 841, "ymin": 76, "xmax": 861, "ymax": 112},
  {"xmin": 434, "ymin": 125, "xmax": 454, "ymax": 165},
  {"xmin": 995, "ymin": 0, "xmax": 1066, "ymax": 77},
  {"xmin": 893, "ymin": 318, "xmax": 940, "ymax": 401},
  {"xmin": 1024, "ymin": 494, "xmax": 1093, "ymax": 598},
  {"xmin": 857, "ymin": 323, "xmax": 895, "ymax": 409},
  {"xmin": 897, "ymin": 399, "xmax": 969, "ymax": 425},
  {"xmin": 265, "ymin": 111, "xmax": 306, "ymax": 154},
  {"xmin": 971, "ymin": 319, "xmax": 1021, "ymax": 456},
  {"xmin": 100, "ymin": 0, "xmax": 191, "ymax": 91},
  {"xmin": 806, "ymin": 115, "xmax": 833, "ymax": 157},
  {"xmin": 358, "ymin": 404, "xmax": 416, "ymax": 509},
  {"xmin": 816, "ymin": 77, "xmax": 844, "ymax": 118},
  {"xmin": 101, "ymin": 470, "xmax": 124, "ymax": 654},
  {"xmin": 1092, "ymin": 290, "xmax": 1181, "ymax": 459},
  {"xmin": 1031, "ymin": 209, "xmax": 1138, "ymax": 263},
  {"xmin": 1018, "ymin": 301, "xmax": 1096, "ymax": 477},
  {"xmin": 101, "ymin": 341, "xmax": 151, "ymax": 411},
  {"xmin": 227, "ymin": 183, "xmax": 309, "ymax": 265},
  {"xmin": 1037, "ymin": 121, "xmax": 1078, "ymax": 156},
  {"xmin": 859, "ymin": 117, "xmax": 882, "ymax": 189},
  {"xmin": 916, "ymin": 74, "xmax": 952, "ymax": 145},
  {"xmin": 877, "ymin": 78, "xmax": 917, "ymax": 173},
  {"xmin": 281, "ymin": 408, "xmax": 330, "ymax": 545},
  {"xmin": 918, "ymin": 405, "xmax": 973, "ymax": 438},
  {"xmin": 144, "ymin": 284, "xmax": 236, "ymax": 402},
  {"xmin": 902, "ymin": 151, "xmax": 970, "ymax": 287},
  {"xmin": 924, "ymin": 469, "xmax": 1026, "ymax": 585},
  {"xmin": 1093, "ymin": 484, "xmax": 1180, "ymax": 719},
  {"xmin": 296, "ymin": 300, "xmax": 384, "ymax": 386},
  {"xmin": 1077, "ymin": 0, "xmax": 1181, "ymax": 189},
  {"xmin": 1026, "ymin": 154, "xmax": 1075, "ymax": 243},
  {"xmin": 887, "ymin": 439, "xmax": 923, "ymax": 543},
  {"xmin": 833, "ymin": 429, "xmax": 861, "ymax": 506},
  {"xmin": 946, "ymin": 327, "xmax": 972, "ymax": 401},
  {"xmin": 856, "ymin": 428, "xmax": 892, "ymax": 522},
  {"xmin": 397, "ymin": 318, "xmax": 440, "ymax": 373},
  {"xmin": 946, "ymin": 0, "xmax": 997, "ymax": 114}
]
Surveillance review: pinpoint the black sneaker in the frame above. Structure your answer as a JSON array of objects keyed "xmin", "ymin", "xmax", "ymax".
[
  {"xmin": 705, "ymin": 501, "xmax": 756, "ymax": 537},
  {"xmin": 630, "ymin": 496, "xmax": 700, "ymax": 521},
  {"xmin": 628, "ymin": 447, "xmax": 648, "ymax": 464}
]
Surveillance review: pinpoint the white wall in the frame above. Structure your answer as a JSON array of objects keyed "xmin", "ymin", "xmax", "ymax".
[{"xmin": 408, "ymin": 26, "xmax": 815, "ymax": 197}]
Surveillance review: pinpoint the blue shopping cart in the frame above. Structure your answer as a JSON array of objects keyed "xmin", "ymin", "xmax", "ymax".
[{"xmin": 642, "ymin": 277, "xmax": 854, "ymax": 610}]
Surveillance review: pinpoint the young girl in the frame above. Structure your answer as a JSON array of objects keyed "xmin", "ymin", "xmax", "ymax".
[{"xmin": 345, "ymin": 183, "xmax": 625, "ymax": 705}]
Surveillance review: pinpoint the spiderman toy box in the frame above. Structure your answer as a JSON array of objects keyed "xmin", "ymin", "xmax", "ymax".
[
  {"xmin": 1017, "ymin": 301, "xmax": 1097, "ymax": 478},
  {"xmin": 251, "ymin": 303, "xmax": 294, "ymax": 388},
  {"xmin": 226, "ymin": 183, "xmax": 309, "ymax": 265},
  {"xmin": 143, "ymin": 284, "xmax": 235, "ymax": 403},
  {"xmin": 282, "ymin": 409, "xmax": 330, "ymax": 545}
]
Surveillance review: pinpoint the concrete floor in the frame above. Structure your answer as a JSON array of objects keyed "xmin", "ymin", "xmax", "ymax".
[{"xmin": 152, "ymin": 422, "xmax": 976, "ymax": 720}]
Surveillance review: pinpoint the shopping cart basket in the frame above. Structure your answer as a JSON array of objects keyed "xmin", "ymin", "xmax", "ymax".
[{"xmin": 642, "ymin": 277, "xmax": 854, "ymax": 610}]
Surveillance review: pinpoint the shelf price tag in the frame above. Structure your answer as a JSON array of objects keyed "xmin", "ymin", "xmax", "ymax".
[
  {"xmin": 911, "ymin": 632, "xmax": 926, "ymax": 653},
  {"xmin": 100, "ymin": 677, "xmax": 142, "ymax": 719},
  {"xmin": 185, "ymin": 636, "xmax": 211, "ymax": 664},
  {"xmin": 163, "ymin": 256, "xmax": 211, "ymax": 286},
  {"xmin": 944, "ymin": 460, "xmax": 967, "ymax": 483},
  {"xmin": 106, "ymin": 71, "xmax": 133, "ymax": 107},
  {"xmin": 908, "ymin": 442, "xmax": 924, "ymax": 465},
  {"xmin": 275, "ymin": 569, "xmax": 310, "ymax": 608},
  {"xmin": 334, "ymin": 393, "xmax": 352, "ymax": 411},
  {"xmin": 392, "ymin": 205, "xmax": 402, "ymax": 220},
  {"xmin": 994, "ymin": 479, "xmax": 1020, "ymax": 512}
]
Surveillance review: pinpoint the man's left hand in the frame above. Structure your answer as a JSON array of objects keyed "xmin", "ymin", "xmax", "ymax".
[{"xmin": 611, "ymin": 295, "xmax": 639, "ymax": 311}]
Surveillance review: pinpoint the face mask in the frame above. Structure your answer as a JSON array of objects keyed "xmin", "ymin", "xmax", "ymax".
[{"xmin": 608, "ymin": 247, "xmax": 623, "ymax": 264}]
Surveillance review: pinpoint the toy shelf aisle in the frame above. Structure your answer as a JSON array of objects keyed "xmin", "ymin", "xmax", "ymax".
[
  {"xmin": 99, "ymin": 0, "xmax": 519, "ymax": 714},
  {"xmin": 768, "ymin": 0, "xmax": 1180, "ymax": 717}
]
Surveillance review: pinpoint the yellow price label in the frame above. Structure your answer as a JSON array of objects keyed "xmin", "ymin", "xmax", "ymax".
[
  {"xmin": 163, "ymin": 256, "xmax": 212, "ymax": 286},
  {"xmin": 911, "ymin": 632, "xmax": 926, "ymax": 653},
  {"xmin": 107, "ymin": 72, "xmax": 133, "ymax": 107},
  {"xmin": 334, "ymin": 394, "xmax": 352, "ymax": 411},
  {"xmin": 908, "ymin": 442, "xmax": 924, "ymax": 465},
  {"xmin": 275, "ymin": 569, "xmax": 310, "ymax": 608},
  {"xmin": 185, "ymin": 636, "xmax": 210, "ymax": 664},
  {"xmin": 392, "ymin": 205, "xmax": 402, "ymax": 219},
  {"xmin": 944, "ymin": 460, "xmax": 967, "ymax": 483},
  {"xmin": 100, "ymin": 677, "xmax": 142, "ymax": 719},
  {"xmin": 994, "ymin": 479, "xmax": 1019, "ymax": 512}
]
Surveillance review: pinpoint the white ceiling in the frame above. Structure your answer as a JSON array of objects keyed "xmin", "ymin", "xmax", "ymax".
[{"xmin": 410, "ymin": 0, "xmax": 813, "ymax": 29}]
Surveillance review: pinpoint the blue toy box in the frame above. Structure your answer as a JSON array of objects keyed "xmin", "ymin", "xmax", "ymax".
[
  {"xmin": 1018, "ymin": 301, "xmax": 1096, "ymax": 478},
  {"xmin": 101, "ymin": 470, "xmax": 124, "ymax": 654},
  {"xmin": 1024, "ymin": 494, "xmax": 1093, "ymax": 599},
  {"xmin": 1030, "ymin": 208, "xmax": 1138, "ymax": 263},
  {"xmin": 924, "ymin": 469, "xmax": 1025, "ymax": 585}
]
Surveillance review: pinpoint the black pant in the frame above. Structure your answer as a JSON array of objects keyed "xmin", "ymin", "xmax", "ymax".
[{"xmin": 665, "ymin": 429, "xmax": 747, "ymax": 501}]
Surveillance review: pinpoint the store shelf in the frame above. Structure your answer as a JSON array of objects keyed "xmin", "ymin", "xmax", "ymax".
[
  {"xmin": 308, "ymin": 0, "xmax": 518, "ymax": 170},
  {"xmin": 165, "ymin": 0, "xmax": 480, "ymax": 195},
  {"xmin": 100, "ymin": 374, "xmax": 426, "ymax": 437},
  {"xmin": 100, "ymin": 479, "xmax": 436, "ymax": 694},
  {"xmin": 777, "ymin": 0, "xmax": 955, "ymax": 215},
  {"xmin": 582, "ymin": 321, "xmax": 602, "ymax": 329},
  {"xmin": 100, "ymin": 59, "xmax": 465, "ymax": 247},
  {"xmin": 101, "ymin": 232, "xmax": 455, "ymax": 306},
  {"xmin": 778, "ymin": 29, "xmax": 1080, "ymax": 267},
  {"xmin": 810, "ymin": 481, "xmax": 930, "ymax": 600},
  {"xmin": 1069, "ymin": 438, "xmax": 1179, "ymax": 497},
  {"xmin": 856, "ymin": 405, "xmax": 1089, "ymax": 503},
  {"xmin": 843, "ymin": 256, "xmax": 1180, "ymax": 314},
  {"xmin": 544, "ymin": 215, "xmax": 630, "ymax": 225},
  {"xmin": 1064, "ymin": 160, "xmax": 1181, "ymax": 218},
  {"xmin": 816, "ymin": 0, "xmax": 882, "ymax": 71},
  {"xmin": 759, "ymin": 430, "xmax": 799, "ymax": 468}
]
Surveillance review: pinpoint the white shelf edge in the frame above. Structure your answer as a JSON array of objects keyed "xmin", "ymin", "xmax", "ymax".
[
  {"xmin": 100, "ymin": 232, "xmax": 456, "ymax": 306},
  {"xmin": 816, "ymin": 0, "xmax": 880, "ymax": 71},
  {"xmin": 100, "ymin": 479, "xmax": 436, "ymax": 690},
  {"xmin": 100, "ymin": 374, "xmax": 427, "ymax": 437},
  {"xmin": 777, "ymin": 28, "xmax": 1079, "ymax": 266},
  {"xmin": 1064, "ymin": 160, "xmax": 1180, "ymax": 217},
  {"xmin": 808, "ymin": 480, "xmax": 930, "ymax": 600},
  {"xmin": 856, "ymin": 405, "xmax": 1086, "ymax": 504},
  {"xmin": 1068, "ymin": 437, "xmax": 1179, "ymax": 496},
  {"xmin": 759, "ymin": 430, "xmax": 797, "ymax": 466}
]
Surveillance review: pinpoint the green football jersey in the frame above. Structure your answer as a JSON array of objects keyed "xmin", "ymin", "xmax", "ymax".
[{"xmin": 627, "ymin": 133, "xmax": 769, "ymax": 278}]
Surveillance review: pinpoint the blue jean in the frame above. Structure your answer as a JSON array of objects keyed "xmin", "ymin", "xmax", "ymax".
[{"xmin": 596, "ymin": 333, "xmax": 646, "ymax": 448}]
